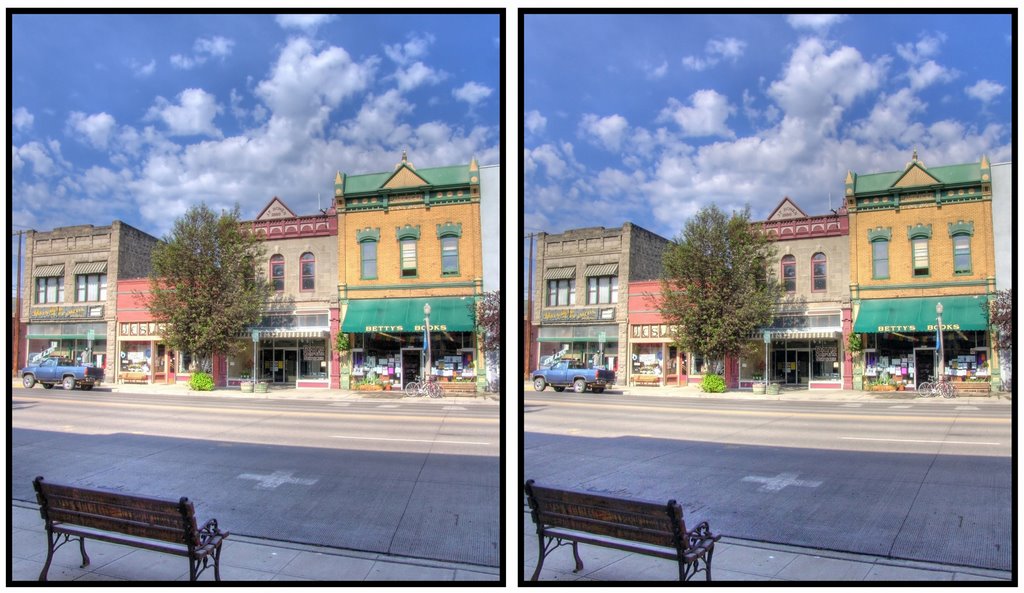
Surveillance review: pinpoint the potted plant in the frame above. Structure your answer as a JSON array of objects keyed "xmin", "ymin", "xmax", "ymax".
[
  {"xmin": 240, "ymin": 380, "xmax": 253, "ymax": 393},
  {"xmin": 751, "ymin": 382, "xmax": 766, "ymax": 395},
  {"xmin": 254, "ymin": 380, "xmax": 269, "ymax": 393}
]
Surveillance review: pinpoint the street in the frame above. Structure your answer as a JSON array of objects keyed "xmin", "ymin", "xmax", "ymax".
[
  {"xmin": 522, "ymin": 391, "xmax": 1012, "ymax": 571},
  {"xmin": 11, "ymin": 388, "xmax": 501, "ymax": 568}
]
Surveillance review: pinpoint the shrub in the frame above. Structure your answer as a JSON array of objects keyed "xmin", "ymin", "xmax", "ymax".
[
  {"xmin": 189, "ymin": 372, "xmax": 215, "ymax": 392},
  {"xmin": 700, "ymin": 374, "xmax": 726, "ymax": 393}
]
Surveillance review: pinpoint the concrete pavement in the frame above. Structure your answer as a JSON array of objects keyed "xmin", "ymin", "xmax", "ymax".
[{"xmin": 101, "ymin": 379, "xmax": 500, "ymax": 403}]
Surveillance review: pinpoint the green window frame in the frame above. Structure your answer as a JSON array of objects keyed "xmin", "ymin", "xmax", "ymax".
[
  {"xmin": 952, "ymin": 234, "xmax": 972, "ymax": 275},
  {"xmin": 75, "ymin": 273, "xmax": 107, "ymax": 302},
  {"xmin": 911, "ymin": 238, "xmax": 929, "ymax": 277},
  {"xmin": 36, "ymin": 276, "xmax": 64, "ymax": 304},
  {"xmin": 871, "ymin": 240, "xmax": 889, "ymax": 279},
  {"xmin": 440, "ymin": 236, "xmax": 459, "ymax": 276},
  {"xmin": 587, "ymin": 276, "xmax": 618, "ymax": 304},
  {"xmin": 400, "ymin": 239, "xmax": 418, "ymax": 278},
  {"xmin": 547, "ymin": 279, "xmax": 575, "ymax": 306}
]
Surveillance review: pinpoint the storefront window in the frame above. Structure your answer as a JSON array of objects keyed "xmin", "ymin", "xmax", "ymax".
[
  {"xmin": 299, "ymin": 341, "xmax": 328, "ymax": 379},
  {"xmin": 739, "ymin": 342, "xmax": 767, "ymax": 381},
  {"xmin": 120, "ymin": 342, "xmax": 151, "ymax": 375},
  {"xmin": 631, "ymin": 344, "xmax": 662, "ymax": 377},
  {"xmin": 538, "ymin": 341, "xmax": 619, "ymax": 376}
]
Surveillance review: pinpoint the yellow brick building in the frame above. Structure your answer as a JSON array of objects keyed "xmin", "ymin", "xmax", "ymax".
[
  {"xmin": 846, "ymin": 152, "xmax": 998, "ymax": 390},
  {"xmin": 335, "ymin": 153, "xmax": 484, "ymax": 390}
]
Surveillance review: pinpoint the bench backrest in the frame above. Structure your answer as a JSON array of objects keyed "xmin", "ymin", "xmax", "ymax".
[
  {"xmin": 524, "ymin": 480, "xmax": 688, "ymax": 550},
  {"xmin": 33, "ymin": 476, "xmax": 199, "ymax": 547}
]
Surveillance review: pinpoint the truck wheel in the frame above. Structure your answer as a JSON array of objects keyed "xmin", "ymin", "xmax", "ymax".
[
  {"xmin": 22, "ymin": 375, "xmax": 35, "ymax": 388},
  {"xmin": 533, "ymin": 377, "xmax": 546, "ymax": 391},
  {"xmin": 553, "ymin": 386, "xmax": 565, "ymax": 392},
  {"xmin": 573, "ymin": 379, "xmax": 587, "ymax": 393},
  {"xmin": 63, "ymin": 376, "xmax": 76, "ymax": 391}
]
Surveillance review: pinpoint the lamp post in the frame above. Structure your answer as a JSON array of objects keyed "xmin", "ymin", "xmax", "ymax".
[
  {"xmin": 935, "ymin": 302, "xmax": 944, "ymax": 381},
  {"xmin": 423, "ymin": 303, "xmax": 432, "ymax": 383}
]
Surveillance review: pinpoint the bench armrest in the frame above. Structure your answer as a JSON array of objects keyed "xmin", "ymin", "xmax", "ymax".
[{"xmin": 197, "ymin": 518, "xmax": 229, "ymax": 547}]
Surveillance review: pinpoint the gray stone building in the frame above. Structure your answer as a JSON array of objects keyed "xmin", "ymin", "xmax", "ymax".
[
  {"xmin": 531, "ymin": 223, "xmax": 670, "ymax": 381},
  {"xmin": 21, "ymin": 221, "xmax": 160, "ymax": 374}
]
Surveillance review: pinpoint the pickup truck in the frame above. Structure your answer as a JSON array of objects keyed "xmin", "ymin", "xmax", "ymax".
[
  {"xmin": 20, "ymin": 358, "xmax": 104, "ymax": 391},
  {"xmin": 531, "ymin": 360, "xmax": 615, "ymax": 393}
]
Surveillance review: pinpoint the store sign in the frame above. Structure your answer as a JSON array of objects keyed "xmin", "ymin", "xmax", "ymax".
[
  {"xmin": 31, "ymin": 305, "xmax": 104, "ymax": 320},
  {"xmin": 542, "ymin": 308, "xmax": 615, "ymax": 323},
  {"xmin": 119, "ymin": 321, "xmax": 167, "ymax": 337},
  {"xmin": 814, "ymin": 345, "xmax": 838, "ymax": 362},
  {"xmin": 303, "ymin": 345, "xmax": 325, "ymax": 361},
  {"xmin": 363, "ymin": 323, "xmax": 449, "ymax": 332},
  {"xmin": 630, "ymin": 324, "xmax": 676, "ymax": 339},
  {"xmin": 877, "ymin": 323, "xmax": 962, "ymax": 332}
]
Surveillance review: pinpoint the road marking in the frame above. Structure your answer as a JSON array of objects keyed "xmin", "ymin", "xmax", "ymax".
[
  {"xmin": 888, "ymin": 405, "xmax": 912, "ymax": 409},
  {"xmin": 956, "ymin": 406, "xmax": 979, "ymax": 410},
  {"xmin": 443, "ymin": 406, "xmax": 467, "ymax": 411},
  {"xmin": 840, "ymin": 403, "xmax": 862, "ymax": 407},
  {"xmin": 742, "ymin": 472, "xmax": 822, "ymax": 492},
  {"xmin": 840, "ymin": 436, "xmax": 1001, "ymax": 446},
  {"xmin": 376, "ymin": 404, "xmax": 400, "ymax": 408},
  {"xmin": 328, "ymin": 402, "xmax": 351, "ymax": 407},
  {"xmin": 330, "ymin": 435, "xmax": 490, "ymax": 446},
  {"xmin": 237, "ymin": 470, "xmax": 318, "ymax": 490}
]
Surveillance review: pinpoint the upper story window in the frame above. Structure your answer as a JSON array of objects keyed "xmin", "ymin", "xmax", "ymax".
[
  {"xmin": 587, "ymin": 276, "xmax": 618, "ymax": 304},
  {"xmin": 781, "ymin": 255, "xmax": 796, "ymax": 292},
  {"xmin": 811, "ymin": 253, "xmax": 827, "ymax": 292},
  {"xmin": 36, "ymin": 276, "xmax": 64, "ymax": 304},
  {"xmin": 270, "ymin": 254, "xmax": 285, "ymax": 292},
  {"xmin": 360, "ymin": 241, "xmax": 377, "ymax": 279},
  {"xmin": 911, "ymin": 238, "xmax": 929, "ymax": 277},
  {"xmin": 952, "ymin": 235, "xmax": 972, "ymax": 274},
  {"xmin": 400, "ymin": 239, "xmax": 418, "ymax": 277},
  {"xmin": 871, "ymin": 239, "xmax": 889, "ymax": 279},
  {"xmin": 547, "ymin": 279, "xmax": 575, "ymax": 307},
  {"xmin": 441, "ymin": 237, "xmax": 460, "ymax": 276},
  {"xmin": 300, "ymin": 252, "xmax": 315, "ymax": 291},
  {"xmin": 76, "ymin": 274, "xmax": 107, "ymax": 302}
]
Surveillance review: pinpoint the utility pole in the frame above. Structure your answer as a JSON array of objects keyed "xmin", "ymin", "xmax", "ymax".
[
  {"xmin": 12, "ymin": 230, "xmax": 27, "ymax": 378},
  {"xmin": 524, "ymin": 232, "xmax": 541, "ymax": 379}
]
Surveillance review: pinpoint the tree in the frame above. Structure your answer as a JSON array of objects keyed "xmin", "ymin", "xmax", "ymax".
[
  {"xmin": 660, "ymin": 205, "xmax": 781, "ymax": 369},
  {"xmin": 475, "ymin": 290, "xmax": 501, "ymax": 387},
  {"xmin": 988, "ymin": 288, "xmax": 1012, "ymax": 385},
  {"xmin": 147, "ymin": 204, "xmax": 270, "ymax": 372}
]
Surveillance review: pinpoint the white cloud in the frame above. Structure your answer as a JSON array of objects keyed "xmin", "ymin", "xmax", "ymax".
[
  {"xmin": 907, "ymin": 60, "xmax": 958, "ymax": 90},
  {"xmin": 965, "ymin": 79, "xmax": 1005, "ymax": 103},
  {"xmin": 452, "ymin": 81, "xmax": 493, "ymax": 106},
  {"xmin": 579, "ymin": 113, "xmax": 629, "ymax": 151},
  {"xmin": 395, "ymin": 61, "xmax": 446, "ymax": 92},
  {"xmin": 659, "ymin": 90, "xmax": 735, "ymax": 138},
  {"xmin": 385, "ymin": 33, "xmax": 435, "ymax": 65},
  {"xmin": 66, "ymin": 111, "xmax": 118, "ymax": 149},
  {"xmin": 13, "ymin": 107, "xmax": 34, "ymax": 131},
  {"xmin": 13, "ymin": 142, "xmax": 57, "ymax": 176},
  {"xmin": 642, "ymin": 60, "xmax": 668, "ymax": 80},
  {"xmin": 682, "ymin": 55, "xmax": 712, "ymax": 72},
  {"xmin": 126, "ymin": 58, "xmax": 156, "ymax": 77},
  {"xmin": 336, "ymin": 89, "xmax": 414, "ymax": 144},
  {"xmin": 682, "ymin": 37, "xmax": 746, "ymax": 71},
  {"xmin": 786, "ymin": 14, "xmax": 849, "ymax": 33},
  {"xmin": 145, "ymin": 88, "xmax": 223, "ymax": 137},
  {"xmin": 848, "ymin": 88, "xmax": 927, "ymax": 143},
  {"xmin": 525, "ymin": 110, "xmax": 547, "ymax": 135},
  {"xmin": 170, "ymin": 54, "xmax": 198, "ymax": 70},
  {"xmin": 275, "ymin": 14, "xmax": 337, "ymax": 33},
  {"xmin": 170, "ymin": 35, "xmax": 235, "ymax": 70},
  {"xmin": 896, "ymin": 32, "xmax": 946, "ymax": 64}
]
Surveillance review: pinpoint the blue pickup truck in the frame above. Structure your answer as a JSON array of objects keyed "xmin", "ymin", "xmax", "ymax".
[
  {"xmin": 531, "ymin": 360, "xmax": 615, "ymax": 394},
  {"xmin": 20, "ymin": 358, "xmax": 104, "ymax": 391}
]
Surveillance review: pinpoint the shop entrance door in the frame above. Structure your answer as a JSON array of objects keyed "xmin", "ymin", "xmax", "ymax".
[
  {"xmin": 401, "ymin": 348, "xmax": 422, "ymax": 387},
  {"xmin": 914, "ymin": 348, "xmax": 935, "ymax": 388},
  {"xmin": 261, "ymin": 348, "xmax": 298, "ymax": 383}
]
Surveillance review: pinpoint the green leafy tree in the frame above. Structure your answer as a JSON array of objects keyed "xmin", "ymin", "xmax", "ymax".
[
  {"xmin": 988, "ymin": 289, "xmax": 1012, "ymax": 384},
  {"xmin": 660, "ymin": 205, "xmax": 781, "ymax": 366},
  {"xmin": 475, "ymin": 290, "xmax": 502, "ymax": 354},
  {"xmin": 147, "ymin": 204, "xmax": 270, "ymax": 372}
]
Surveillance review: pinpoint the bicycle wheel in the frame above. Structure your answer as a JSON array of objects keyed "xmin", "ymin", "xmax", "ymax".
[
  {"xmin": 427, "ymin": 381, "xmax": 444, "ymax": 398},
  {"xmin": 405, "ymin": 381, "xmax": 421, "ymax": 396},
  {"xmin": 916, "ymin": 382, "xmax": 933, "ymax": 397},
  {"xmin": 939, "ymin": 381, "xmax": 956, "ymax": 398}
]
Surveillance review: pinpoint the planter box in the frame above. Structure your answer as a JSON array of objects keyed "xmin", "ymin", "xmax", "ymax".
[
  {"xmin": 254, "ymin": 382, "xmax": 269, "ymax": 393},
  {"xmin": 751, "ymin": 384, "xmax": 766, "ymax": 395},
  {"xmin": 240, "ymin": 382, "xmax": 253, "ymax": 393}
]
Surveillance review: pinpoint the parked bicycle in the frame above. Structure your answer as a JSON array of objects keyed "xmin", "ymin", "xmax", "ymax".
[
  {"xmin": 405, "ymin": 376, "xmax": 443, "ymax": 398},
  {"xmin": 916, "ymin": 376, "xmax": 955, "ymax": 398}
]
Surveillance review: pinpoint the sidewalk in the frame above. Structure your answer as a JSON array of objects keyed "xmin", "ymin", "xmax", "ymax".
[
  {"xmin": 522, "ymin": 513, "xmax": 1010, "ymax": 582},
  {"xmin": 9, "ymin": 501, "xmax": 499, "ymax": 582},
  {"xmin": 102, "ymin": 380, "xmax": 500, "ymax": 404}
]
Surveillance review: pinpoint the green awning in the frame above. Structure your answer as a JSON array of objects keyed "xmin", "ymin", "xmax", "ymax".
[
  {"xmin": 854, "ymin": 295, "xmax": 989, "ymax": 333},
  {"xmin": 342, "ymin": 297, "xmax": 476, "ymax": 333}
]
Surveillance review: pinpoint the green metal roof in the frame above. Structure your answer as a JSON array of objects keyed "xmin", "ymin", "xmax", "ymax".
[
  {"xmin": 342, "ymin": 163, "xmax": 471, "ymax": 195},
  {"xmin": 853, "ymin": 161, "xmax": 982, "ymax": 195}
]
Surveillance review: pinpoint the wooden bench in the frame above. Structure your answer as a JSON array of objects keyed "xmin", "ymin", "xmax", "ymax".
[
  {"xmin": 953, "ymin": 381, "xmax": 992, "ymax": 396},
  {"xmin": 441, "ymin": 381, "xmax": 479, "ymax": 395},
  {"xmin": 33, "ymin": 476, "xmax": 229, "ymax": 581},
  {"xmin": 631, "ymin": 374, "xmax": 662, "ymax": 386},
  {"xmin": 524, "ymin": 480, "xmax": 720, "ymax": 581},
  {"xmin": 120, "ymin": 372, "xmax": 149, "ymax": 384}
]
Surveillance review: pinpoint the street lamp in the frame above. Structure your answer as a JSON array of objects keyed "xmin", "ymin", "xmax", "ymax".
[
  {"xmin": 935, "ymin": 302, "xmax": 944, "ymax": 381},
  {"xmin": 423, "ymin": 303, "xmax": 432, "ymax": 383}
]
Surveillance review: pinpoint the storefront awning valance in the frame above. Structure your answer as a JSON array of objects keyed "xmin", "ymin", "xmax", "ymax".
[
  {"xmin": 342, "ymin": 297, "xmax": 476, "ymax": 333},
  {"xmin": 73, "ymin": 261, "xmax": 108, "ymax": 275},
  {"xmin": 34, "ymin": 264, "xmax": 65, "ymax": 277},
  {"xmin": 854, "ymin": 295, "xmax": 989, "ymax": 333},
  {"xmin": 585, "ymin": 263, "xmax": 618, "ymax": 277},
  {"xmin": 544, "ymin": 267, "xmax": 576, "ymax": 280},
  {"xmin": 258, "ymin": 330, "xmax": 329, "ymax": 339}
]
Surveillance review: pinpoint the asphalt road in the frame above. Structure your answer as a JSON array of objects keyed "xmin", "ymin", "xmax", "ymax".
[
  {"xmin": 11, "ymin": 388, "xmax": 501, "ymax": 567},
  {"xmin": 522, "ymin": 392, "xmax": 1012, "ymax": 571}
]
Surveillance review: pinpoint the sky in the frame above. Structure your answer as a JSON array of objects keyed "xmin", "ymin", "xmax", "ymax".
[
  {"xmin": 523, "ymin": 12, "xmax": 1013, "ymax": 240},
  {"xmin": 10, "ymin": 11, "xmax": 501, "ymax": 240}
]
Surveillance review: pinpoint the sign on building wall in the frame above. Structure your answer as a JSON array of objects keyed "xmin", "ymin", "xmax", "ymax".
[
  {"xmin": 118, "ymin": 321, "xmax": 167, "ymax": 337},
  {"xmin": 31, "ymin": 305, "xmax": 104, "ymax": 320},
  {"xmin": 541, "ymin": 308, "xmax": 616, "ymax": 323},
  {"xmin": 630, "ymin": 324, "xmax": 676, "ymax": 339}
]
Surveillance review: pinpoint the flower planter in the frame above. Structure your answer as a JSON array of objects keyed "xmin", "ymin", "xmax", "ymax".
[
  {"xmin": 766, "ymin": 383, "xmax": 780, "ymax": 395},
  {"xmin": 751, "ymin": 383, "xmax": 766, "ymax": 395},
  {"xmin": 254, "ymin": 381, "xmax": 268, "ymax": 393},
  {"xmin": 358, "ymin": 384, "xmax": 384, "ymax": 391},
  {"xmin": 240, "ymin": 381, "xmax": 253, "ymax": 393}
]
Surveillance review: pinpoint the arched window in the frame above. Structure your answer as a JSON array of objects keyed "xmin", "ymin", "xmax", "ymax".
[
  {"xmin": 270, "ymin": 254, "xmax": 285, "ymax": 292},
  {"xmin": 811, "ymin": 253, "xmax": 827, "ymax": 292},
  {"xmin": 781, "ymin": 255, "xmax": 796, "ymax": 293},
  {"xmin": 300, "ymin": 252, "xmax": 315, "ymax": 291}
]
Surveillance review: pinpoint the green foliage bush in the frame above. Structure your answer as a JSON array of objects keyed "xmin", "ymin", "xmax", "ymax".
[
  {"xmin": 189, "ymin": 372, "xmax": 215, "ymax": 392},
  {"xmin": 700, "ymin": 374, "xmax": 726, "ymax": 393}
]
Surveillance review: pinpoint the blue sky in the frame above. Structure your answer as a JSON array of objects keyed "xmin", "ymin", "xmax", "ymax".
[
  {"xmin": 524, "ymin": 12, "xmax": 1012, "ymax": 240},
  {"xmin": 11, "ymin": 12, "xmax": 500, "ymax": 239}
]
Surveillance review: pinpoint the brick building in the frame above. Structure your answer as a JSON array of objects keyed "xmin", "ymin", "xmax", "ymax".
[
  {"xmin": 532, "ymin": 223, "xmax": 670, "ymax": 381},
  {"xmin": 847, "ymin": 152, "xmax": 998, "ymax": 390},
  {"xmin": 21, "ymin": 222, "xmax": 160, "ymax": 375},
  {"xmin": 335, "ymin": 152, "xmax": 485, "ymax": 391}
]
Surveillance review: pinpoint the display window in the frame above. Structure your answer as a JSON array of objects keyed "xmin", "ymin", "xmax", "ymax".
[{"xmin": 120, "ymin": 342, "xmax": 152, "ymax": 374}]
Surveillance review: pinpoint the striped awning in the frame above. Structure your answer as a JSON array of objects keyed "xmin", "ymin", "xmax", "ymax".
[
  {"xmin": 34, "ymin": 264, "xmax": 65, "ymax": 277},
  {"xmin": 256, "ymin": 330, "xmax": 329, "ymax": 339},
  {"xmin": 73, "ymin": 261, "xmax": 108, "ymax": 275},
  {"xmin": 585, "ymin": 263, "xmax": 619, "ymax": 277},
  {"xmin": 544, "ymin": 267, "xmax": 576, "ymax": 280},
  {"xmin": 766, "ymin": 330, "xmax": 842, "ymax": 341}
]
